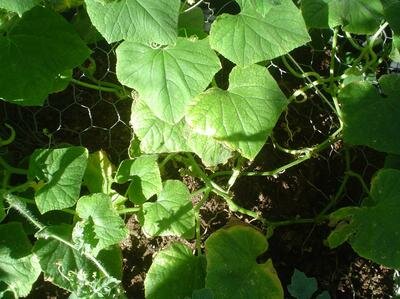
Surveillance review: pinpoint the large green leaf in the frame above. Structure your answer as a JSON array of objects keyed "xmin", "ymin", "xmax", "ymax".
[
  {"xmin": 301, "ymin": 0, "xmax": 383, "ymax": 34},
  {"xmin": 0, "ymin": 0, "xmax": 39, "ymax": 16},
  {"xmin": 328, "ymin": 169, "xmax": 400, "ymax": 268},
  {"xmin": 0, "ymin": 7, "xmax": 90, "ymax": 106},
  {"xmin": 0, "ymin": 222, "xmax": 41, "ymax": 298},
  {"xmin": 140, "ymin": 180, "xmax": 195, "ymax": 238},
  {"xmin": 84, "ymin": 0, "xmax": 180, "ymax": 44},
  {"xmin": 131, "ymin": 100, "xmax": 232, "ymax": 167},
  {"xmin": 187, "ymin": 64, "xmax": 288, "ymax": 160},
  {"xmin": 145, "ymin": 243, "xmax": 205, "ymax": 299},
  {"xmin": 34, "ymin": 225, "xmax": 123, "ymax": 295},
  {"xmin": 205, "ymin": 225, "xmax": 283, "ymax": 299},
  {"xmin": 115, "ymin": 155, "xmax": 162, "ymax": 204},
  {"xmin": 339, "ymin": 75, "xmax": 400, "ymax": 154},
  {"xmin": 29, "ymin": 146, "xmax": 88, "ymax": 214},
  {"xmin": 117, "ymin": 37, "xmax": 221, "ymax": 124},
  {"xmin": 209, "ymin": 0, "xmax": 310, "ymax": 66},
  {"xmin": 83, "ymin": 151, "xmax": 114, "ymax": 194},
  {"xmin": 74, "ymin": 193, "xmax": 128, "ymax": 256}
]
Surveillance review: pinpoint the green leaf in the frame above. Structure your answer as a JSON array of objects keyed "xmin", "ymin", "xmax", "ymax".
[
  {"xmin": 115, "ymin": 155, "xmax": 162, "ymax": 205},
  {"xmin": 328, "ymin": 0, "xmax": 383, "ymax": 34},
  {"xmin": 209, "ymin": 0, "xmax": 310, "ymax": 66},
  {"xmin": 131, "ymin": 99, "xmax": 191, "ymax": 153},
  {"xmin": 301, "ymin": 0, "xmax": 383, "ymax": 34},
  {"xmin": 0, "ymin": 222, "xmax": 41, "ymax": 298},
  {"xmin": 34, "ymin": 225, "xmax": 122, "ymax": 294},
  {"xmin": 385, "ymin": 154, "xmax": 400, "ymax": 170},
  {"xmin": 288, "ymin": 269, "xmax": 318, "ymax": 299},
  {"xmin": 131, "ymin": 100, "xmax": 232, "ymax": 167},
  {"xmin": 116, "ymin": 37, "xmax": 221, "ymax": 124},
  {"xmin": 71, "ymin": 7, "xmax": 103, "ymax": 44},
  {"xmin": 0, "ymin": 199, "xmax": 4, "ymax": 222},
  {"xmin": 84, "ymin": 0, "xmax": 180, "ymax": 44},
  {"xmin": 83, "ymin": 150, "xmax": 114, "ymax": 194},
  {"xmin": 29, "ymin": 146, "xmax": 88, "ymax": 213},
  {"xmin": 145, "ymin": 243, "xmax": 205, "ymax": 299},
  {"xmin": 191, "ymin": 288, "xmax": 214, "ymax": 299},
  {"xmin": 187, "ymin": 64, "xmax": 288, "ymax": 160},
  {"xmin": 328, "ymin": 169, "xmax": 400, "ymax": 268},
  {"xmin": 187, "ymin": 131, "xmax": 232, "ymax": 168},
  {"xmin": 52, "ymin": 69, "xmax": 72, "ymax": 93},
  {"xmin": 140, "ymin": 180, "xmax": 195, "ymax": 238},
  {"xmin": 74, "ymin": 193, "xmax": 128, "ymax": 255},
  {"xmin": 0, "ymin": 0, "xmax": 39, "ymax": 16},
  {"xmin": 339, "ymin": 75, "xmax": 400, "ymax": 154},
  {"xmin": 178, "ymin": 6, "xmax": 207, "ymax": 39},
  {"xmin": 0, "ymin": 7, "xmax": 90, "ymax": 106},
  {"xmin": 301, "ymin": 0, "xmax": 329, "ymax": 28},
  {"xmin": 383, "ymin": 1, "xmax": 400, "ymax": 34},
  {"xmin": 205, "ymin": 225, "xmax": 283, "ymax": 299}
]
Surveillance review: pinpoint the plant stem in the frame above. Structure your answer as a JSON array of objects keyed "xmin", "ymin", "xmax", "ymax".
[
  {"xmin": 118, "ymin": 207, "xmax": 141, "ymax": 215},
  {"xmin": 0, "ymin": 123, "xmax": 16, "ymax": 147},
  {"xmin": 346, "ymin": 170, "xmax": 370, "ymax": 195},
  {"xmin": 185, "ymin": 153, "xmax": 261, "ymax": 220},
  {"xmin": 287, "ymin": 54, "xmax": 337, "ymax": 113},
  {"xmin": 6, "ymin": 194, "xmax": 112, "ymax": 279},
  {"xmin": 0, "ymin": 157, "xmax": 28, "ymax": 175},
  {"xmin": 194, "ymin": 189, "xmax": 210, "ymax": 254},
  {"xmin": 70, "ymin": 78, "xmax": 122, "ymax": 94}
]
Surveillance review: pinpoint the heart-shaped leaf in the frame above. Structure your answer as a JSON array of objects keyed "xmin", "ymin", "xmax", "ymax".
[
  {"xmin": 0, "ymin": 7, "xmax": 90, "ymax": 106},
  {"xmin": 117, "ymin": 37, "xmax": 221, "ymax": 123},
  {"xmin": 187, "ymin": 64, "xmax": 288, "ymax": 160},
  {"xmin": 29, "ymin": 146, "xmax": 88, "ymax": 213},
  {"xmin": 205, "ymin": 225, "xmax": 283, "ymax": 299},
  {"xmin": 209, "ymin": 0, "xmax": 310, "ymax": 66}
]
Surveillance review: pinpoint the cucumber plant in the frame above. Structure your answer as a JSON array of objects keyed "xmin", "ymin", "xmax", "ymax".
[{"xmin": 1, "ymin": 0, "xmax": 400, "ymax": 298}]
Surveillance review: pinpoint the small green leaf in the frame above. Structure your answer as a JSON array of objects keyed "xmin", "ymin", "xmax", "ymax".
[
  {"xmin": 117, "ymin": 37, "xmax": 221, "ymax": 124},
  {"xmin": 209, "ymin": 0, "xmax": 310, "ymax": 66},
  {"xmin": 0, "ymin": 222, "xmax": 41, "ymax": 298},
  {"xmin": 145, "ymin": 243, "xmax": 205, "ymax": 299},
  {"xmin": 84, "ymin": 0, "xmax": 180, "ymax": 44},
  {"xmin": 178, "ymin": 6, "xmax": 207, "ymax": 39},
  {"xmin": 187, "ymin": 64, "xmax": 288, "ymax": 160},
  {"xmin": 328, "ymin": 169, "xmax": 400, "ymax": 268},
  {"xmin": 83, "ymin": 150, "xmax": 114, "ymax": 194},
  {"xmin": 0, "ymin": 0, "xmax": 39, "ymax": 16},
  {"xmin": 205, "ymin": 225, "xmax": 283, "ymax": 299},
  {"xmin": 288, "ymin": 269, "xmax": 318, "ymax": 299},
  {"xmin": 74, "ymin": 193, "xmax": 128, "ymax": 255},
  {"xmin": 340, "ymin": 75, "xmax": 400, "ymax": 154},
  {"xmin": 131, "ymin": 100, "xmax": 232, "ymax": 167},
  {"xmin": 0, "ymin": 7, "xmax": 90, "ymax": 106},
  {"xmin": 141, "ymin": 180, "xmax": 195, "ymax": 238},
  {"xmin": 115, "ymin": 155, "xmax": 162, "ymax": 204},
  {"xmin": 29, "ymin": 146, "xmax": 88, "ymax": 213}
]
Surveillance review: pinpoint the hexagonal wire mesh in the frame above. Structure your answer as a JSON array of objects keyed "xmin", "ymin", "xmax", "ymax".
[{"xmin": 0, "ymin": 42, "xmax": 132, "ymax": 164}]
